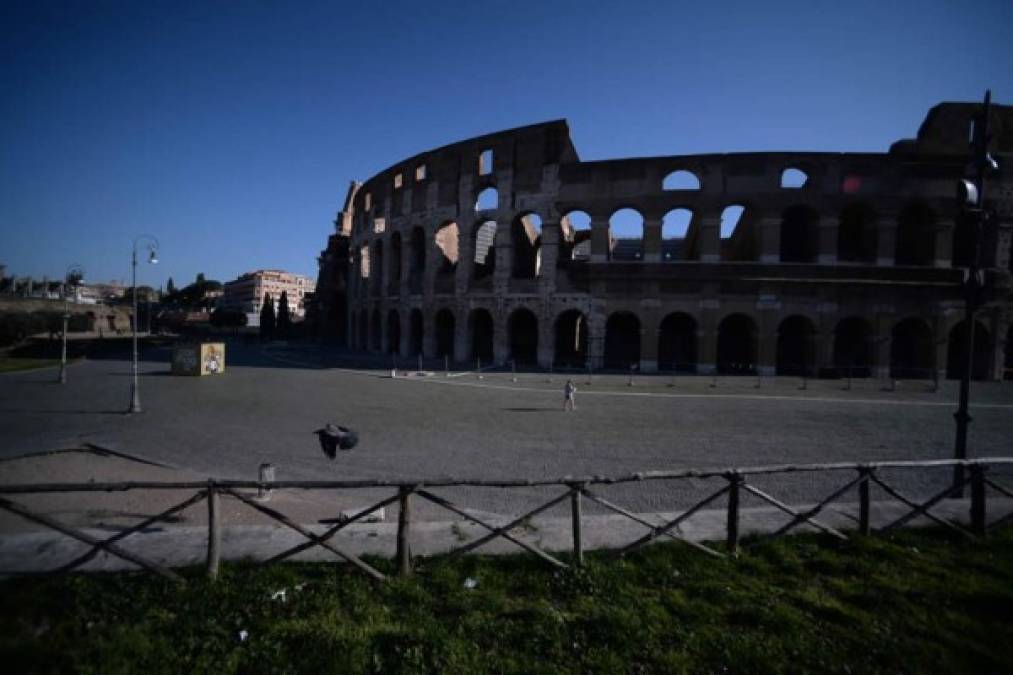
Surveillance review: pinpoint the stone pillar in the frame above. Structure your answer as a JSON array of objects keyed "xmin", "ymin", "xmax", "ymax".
[
  {"xmin": 399, "ymin": 311, "xmax": 410, "ymax": 358},
  {"xmin": 642, "ymin": 217, "xmax": 662, "ymax": 263},
  {"xmin": 759, "ymin": 217, "xmax": 781, "ymax": 264},
  {"xmin": 494, "ymin": 226, "xmax": 511, "ymax": 296},
  {"xmin": 873, "ymin": 313, "xmax": 893, "ymax": 379},
  {"xmin": 538, "ymin": 222, "xmax": 559, "ymax": 295},
  {"xmin": 818, "ymin": 217, "xmax": 839, "ymax": 265},
  {"xmin": 422, "ymin": 310, "xmax": 436, "ymax": 359},
  {"xmin": 454, "ymin": 310, "xmax": 470, "ymax": 364},
  {"xmin": 876, "ymin": 218, "xmax": 897, "ymax": 266},
  {"xmin": 423, "ymin": 226, "xmax": 439, "ymax": 298},
  {"xmin": 934, "ymin": 219, "xmax": 955, "ymax": 268},
  {"xmin": 493, "ymin": 311, "xmax": 509, "ymax": 365},
  {"xmin": 400, "ymin": 235, "xmax": 411, "ymax": 297},
  {"xmin": 588, "ymin": 311, "xmax": 605, "ymax": 369},
  {"xmin": 640, "ymin": 313, "xmax": 659, "ymax": 373},
  {"xmin": 757, "ymin": 309, "xmax": 778, "ymax": 377},
  {"xmin": 696, "ymin": 299, "xmax": 719, "ymax": 374},
  {"xmin": 590, "ymin": 217, "xmax": 610, "ymax": 262},
  {"xmin": 537, "ymin": 311, "xmax": 554, "ymax": 369},
  {"xmin": 698, "ymin": 214, "xmax": 721, "ymax": 263},
  {"xmin": 988, "ymin": 312, "xmax": 1007, "ymax": 382},
  {"xmin": 932, "ymin": 317, "xmax": 949, "ymax": 383},
  {"xmin": 457, "ymin": 220, "xmax": 475, "ymax": 295}
]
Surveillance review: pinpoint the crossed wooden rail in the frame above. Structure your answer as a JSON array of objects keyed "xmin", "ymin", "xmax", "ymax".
[{"xmin": 1, "ymin": 458, "xmax": 1011, "ymax": 584}]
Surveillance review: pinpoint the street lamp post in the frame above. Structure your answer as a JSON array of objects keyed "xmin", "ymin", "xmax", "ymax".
[
  {"xmin": 952, "ymin": 90, "xmax": 998, "ymax": 496},
  {"xmin": 129, "ymin": 235, "xmax": 159, "ymax": 414},
  {"xmin": 58, "ymin": 264, "xmax": 84, "ymax": 384}
]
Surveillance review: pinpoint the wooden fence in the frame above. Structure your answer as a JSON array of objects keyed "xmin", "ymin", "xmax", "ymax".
[{"xmin": 1, "ymin": 458, "xmax": 1012, "ymax": 585}]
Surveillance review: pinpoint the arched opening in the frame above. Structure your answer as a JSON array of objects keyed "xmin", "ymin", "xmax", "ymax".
[
  {"xmin": 371, "ymin": 240, "xmax": 384, "ymax": 295},
  {"xmin": 895, "ymin": 201, "xmax": 936, "ymax": 266},
  {"xmin": 475, "ymin": 187, "xmax": 498, "ymax": 211},
  {"xmin": 662, "ymin": 209, "xmax": 693, "ymax": 262},
  {"xmin": 512, "ymin": 213, "xmax": 542, "ymax": 278},
  {"xmin": 604, "ymin": 312, "xmax": 641, "ymax": 369},
  {"xmin": 833, "ymin": 317, "xmax": 873, "ymax": 377},
  {"xmin": 469, "ymin": 309, "xmax": 494, "ymax": 361},
  {"xmin": 409, "ymin": 226, "xmax": 425, "ymax": 294},
  {"xmin": 890, "ymin": 318, "xmax": 932, "ymax": 379},
  {"xmin": 386, "ymin": 310, "xmax": 400, "ymax": 354},
  {"xmin": 838, "ymin": 203, "xmax": 877, "ymax": 263},
  {"xmin": 554, "ymin": 309, "xmax": 588, "ymax": 367},
  {"xmin": 473, "ymin": 220, "xmax": 497, "ymax": 282},
  {"xmin": 435, "ymin": 309, "xmax": 455, "ymax": 359},
  {"xmin": 609, "ymin": 208, "xmax": 644, "ymax": 261},
  {"xmin": 409, "ymin": 309, "xmax": 424, "ymax": 357},
  {"xmin": 781, "ymin": 168, "xmax": 808, "ymax": 189},
  {"xmin": 508, "ymin": 308, "xmax": 539, "ymax": 365},
  {"xmin": 560, "ymin": 210, "xmax": 592, "ymax": 264},
  {"xmin": 370, "ymin": 308, "xmax": 381, "ymax": 351},
  {"xmin": 663, "ymin": 170, "xmax": 701, "ymax": 191},
  {"xmin": 946, "ymin": 320, "xmax": 992, "ymax": 380},
  {"xmin": 720, "ymin": 205, "xmax": 755, "ymax": 261},
  {"xmin": 435, "ymin": 222, "xmax": 459, "ymax": 275},
  {"xmin": 658, "ymin": 312, "xmax": 697, "ymax": 372},
  {"xmin": 951, "ymin": 211, "xmax": 977, "ymax": 268},
  {"xmin": 389, "ymin": 232, "xmax": 402, "ymax": 295},
  {"xmin": 717, "ymin": 314, "xmax": 757, "ymax": 375},
  {"xmin": 780, "ymin": 205, "xmax": 819, "ymax": 263},
  {"xmin": 776, "ymin": 315, "xmax": 816, "ymax": 376}
]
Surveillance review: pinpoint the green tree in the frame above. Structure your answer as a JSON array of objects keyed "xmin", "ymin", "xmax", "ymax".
[
  {"xmin": 211, "ymin": 308, "xmax": 248, "ymax": 331},
  {"xmin": 277, "ymin": 291, "xmax": 291, "ymax": 338},
  {"xmin": 259, "ymin": 293, "xmax": 275, "ymax": 341}
]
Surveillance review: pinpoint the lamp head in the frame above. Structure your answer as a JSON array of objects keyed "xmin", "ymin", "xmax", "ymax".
[{"xmin": 148, "ymin": 249, "xmax": 159, "ymax": 265}]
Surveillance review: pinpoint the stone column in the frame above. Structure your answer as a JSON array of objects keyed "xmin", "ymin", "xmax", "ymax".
[
  {"xmin": 456, "ymin": 220, "xmax": 475, "ymax": 295},
  {"xmin": 587, "ymin": 311, "xmax": 605, "ymax": 369},
  {"xmin": 932, "ymin": 317, "xmax": 949, "ymax": 383},
  {"xmin": 876, "ymin": 218, "xmax": 897, "ymax": 266},
  {"xmin": 454, "ymin": 309, "xmax": 470, "ymax": 364},
  {"xmin": 423, "ymin": 226, "xmax": 439, "ymax": 298},
  {"xmin": 818, "ymin": 216, "xmax": 839, "ymax": 265},
  {"xmin": 422, "ymin": 310, "xmax": 436, "ymax": 359},
  {"xmin": 493, "ymin": 310, "xmax": 509, "ymax": 365},
  {"xmin": 400, "ymin": 235, "xmax": 411, "ymax": 297},
  {"xmin": 494, "ymin": 226, "xmax": 511, "ymax": 296},
  {"xmin": 590, "ymin": 217, "xmax": 610, "ymax": 262},
  {"xmin": 640, "ymin": 326, "xmax": 658, "ymax": 373},
  {"xmin": 757, "ymin": 309, "xmax": 778, "ymax": 377},
  {"xmin": 642, "ymin": 217, "xmax": 662, "ymax": 263},
  {"xmin": 537, "ymin": 311, "xmax": 554, "ymax": 369},
  {"xmin": 759, "ymin": 217, "xmax": 781, "ymax": 264},
  {"xmin": 399, "ymin": 311, "xmax": 410, "ymax": 358},
  {"xmin": 538, "ymin": 222, "xmax": 559, "ymax": 295},
  {"xmin": 934, "ymin": 219, "xmax": 955, "ymax": 268},
  {"xmin": 698, "ymin": 214, "xmax": 721, "ymax": 263},
  {"xmin": 873, "ymin": 313, "xmax": 893, "ymax": 379},
  {"xmin": 696, "ymin": 299, "xmax": 719, "ymax": 374}
]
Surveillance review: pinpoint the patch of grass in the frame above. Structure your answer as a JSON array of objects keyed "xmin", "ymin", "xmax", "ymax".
[
  {"xmin": 3, "ymin": 528, "xmax": 1013, "ymax": 673},
  {"xmin": 0, "ymin": 357, "xmax": 64, "ymax": 373}
]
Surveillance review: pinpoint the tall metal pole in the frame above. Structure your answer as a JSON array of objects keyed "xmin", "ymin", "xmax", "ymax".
[
  {"xmin": 953, "ymin": 90, "xmax": 992, "ymax": 496},
  {"xmin": 129, "ymin": 244, "xmax": 141, "ymax": 413},
  {"xmin": 58, "ymin": 291, "xmax": 69, "ymax": 385}
]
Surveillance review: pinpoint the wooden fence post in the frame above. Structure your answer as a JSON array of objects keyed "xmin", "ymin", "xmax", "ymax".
[
  {"xmin": 726, "ymin": 472, "xmax": 741, "ymax": 555},
  {"xmin": 859, "ymin": 467, "xmax": 871, "ymax": 536},
  {"xmin": 396, "ymin": 486, "xmax": 412, "ymax": 577},
  {"xmin": 571, "ymin": 485, "xmax": 584, "ymax": 567},
  {"xmin": 206, "ymin": 480, "xmax": 221, "ymax": 580},
  {"xmin": 970, "ymin": 465, "xmax": 987, "ymax": 536}
]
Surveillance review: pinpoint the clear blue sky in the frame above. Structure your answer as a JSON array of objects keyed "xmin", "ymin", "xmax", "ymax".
[{"xmin": 1, "ymin": 0, "xmax": 1010, "ymax": 289}]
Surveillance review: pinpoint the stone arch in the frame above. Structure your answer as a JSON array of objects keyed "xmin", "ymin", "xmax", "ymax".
[
  {"xmin": 560, "ymin": 210, "xmax": 592, "ymax": 263},
  {"xmin": 554, "ymin": 309, "xmax": 588, "ymax": 367},
  {"xmin": 662, "ymin": 208, "xmax": 693, "ymax": 262},
  {"xmin": 833, "ymin": 316, "xmax": 873, "ymax": 376},
  {"xmin": 890, "ymin": 317, "xmax": 932, "ymax": 379},
  {"xmin": 663, "ymin": 170, "xmax": 701, "ymax": 191},
  {"xmin": 475, "ymin": 187, "xmax": 498, "ymax": 211},
  {"xmin": 469, "ymin": 308, "xmax": 494, "ymax": 361},
  {"xmin": 780, "ymin": 205, "xmax": 820, "ymax": 263},
  {"xmin": 838, "ymin": 202, "xmax": 877, "ymax": 263},
  {"xmin": 409, "ymin": 226, "xmax": 426, "ymax": 294},
  {"xmin": 512, "ymin": 212, "xmax": 543, "ymax": 279},
  {"xmin": 776, "ymin": 315, "xmax": 817, "ymax": 376},
  {"xmin": 895, "ymin": 201, "xmax": 936, "ymax": 266},
  {"xmin": 386, "ymin": 309, "xmax": 400, "ymax": 354},
  {"xmin": 781, "ymin": 167, "xmax": 808, "ymax": 189},
  {"xmin": 370, "ymin": 307, "xmax": 381, "ymax": 351},
  {"xmin": 508, "ymin": 307, "xmax": 539, "ymax": 365},
  {"xmin": 472, "ymin": 220, "xmax": 497, "ymax": 282},
  {"xmin": 720, "ymin": 204, "xmax": 756, "ymax": 261},
  {"xmin": 604, "ymin": 311, "xmax": 641, "ymax": 369},
  {"xmin": 435, "ymin": 308, "xmax": 455, "ymax": 359},
  {"xmin": 717, "ymin": 313, "xmax": 757, "ymax": 374},
  {"xmin": 609, "ymin": 208, "xmax": 644, "ymax": 261},
  {"xmin": 408, "ymin": 308, "xmax": 424, "ymax": 357},
  {"xmin": 658, "ymin": 312, "xmax": 697, "ymax": 372},
  {"xmin": 946, "ymin": 319, "xmax": 992, "ymax": 380},
  {"xmin": 389, "ymin": 232, "xmax": 402, "ymax": 293}
]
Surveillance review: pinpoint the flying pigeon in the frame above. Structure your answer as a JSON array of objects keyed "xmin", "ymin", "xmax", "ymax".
[{"xmin": 314, "ymin": 423, "xmax": 359, "ymax": 459}]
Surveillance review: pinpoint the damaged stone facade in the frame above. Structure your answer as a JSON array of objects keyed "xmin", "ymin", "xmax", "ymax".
[{"xmin": 316, "ymin": 102, "xmax": 1013, "ymax": 380}]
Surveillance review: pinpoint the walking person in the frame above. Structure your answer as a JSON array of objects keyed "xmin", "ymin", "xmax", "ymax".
[{"xmin": 563, "ymin": 379, "xmax": 577, "ymax": 411}]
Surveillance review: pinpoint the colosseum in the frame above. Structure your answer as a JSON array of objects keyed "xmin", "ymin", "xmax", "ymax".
[{"xmin": 315, "ymin": 101, "xmax": 1013, "ymax": 381}]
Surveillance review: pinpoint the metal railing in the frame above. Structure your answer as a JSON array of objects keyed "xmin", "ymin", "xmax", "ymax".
[{"xmin": 1, "ymin": 457, "xmax": 1011, "ymax": 585}]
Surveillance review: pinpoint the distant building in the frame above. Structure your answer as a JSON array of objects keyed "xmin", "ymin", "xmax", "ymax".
[{"xmin": 222, "ymin": 269, "xmax": 314, "ymax": 319}]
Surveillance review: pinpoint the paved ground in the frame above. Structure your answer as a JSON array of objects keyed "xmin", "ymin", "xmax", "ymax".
[{"xmin": 2, "ymin": 340, "xmax": 1012, "ymax": 524}]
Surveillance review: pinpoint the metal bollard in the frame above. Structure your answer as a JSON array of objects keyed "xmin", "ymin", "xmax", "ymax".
[{"xmin": 258, "ymin": 463, "xmax": 275, "ymax": 501}]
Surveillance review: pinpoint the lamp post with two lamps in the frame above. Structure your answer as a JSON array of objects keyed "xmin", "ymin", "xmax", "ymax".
[
  {"xmin": 58, "ymin": 264, "xmax": 85, "ymax": 385},
  {"xmin": 129, "ymin": 235, "xmax": 159, "ymax": 414}
]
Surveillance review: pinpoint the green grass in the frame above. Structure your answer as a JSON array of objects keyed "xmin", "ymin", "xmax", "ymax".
[
  {"xmin": 0, "ymin": 356, "xmax": 64, "ymax": 372},
  {"xmin": 3, "ymin": 528, "xmax": 1012, "ymax": 674}
]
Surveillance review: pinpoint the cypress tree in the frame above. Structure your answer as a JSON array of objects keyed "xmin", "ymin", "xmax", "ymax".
[
  {"xmin": 277, "ymin": 291, "xmax": 291, "ymax": 338},
  {"xmin": 260, "ymin": 293, "xmax": 275, "ymax": 341}
]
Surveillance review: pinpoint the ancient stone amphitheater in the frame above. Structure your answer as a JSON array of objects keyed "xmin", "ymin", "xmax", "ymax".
[{"xmin": 315, "ymin": 102, "xmax": 1013, "ymax": 380}]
